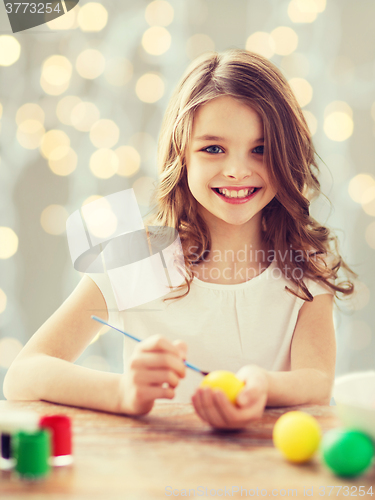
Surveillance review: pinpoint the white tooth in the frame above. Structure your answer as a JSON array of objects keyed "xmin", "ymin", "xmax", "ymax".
[{"xmin": 218, "ymin": 188, "xmax": 255, "ymax": 198}]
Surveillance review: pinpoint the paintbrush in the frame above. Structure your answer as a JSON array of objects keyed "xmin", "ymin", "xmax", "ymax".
[{"xmin": 91, "ymin": 315, "xmax": 209, "ymax": 376}]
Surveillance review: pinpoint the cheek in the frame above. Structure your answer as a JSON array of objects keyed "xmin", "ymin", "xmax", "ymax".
[
  {"xmin": 186, "ymin": 168, "xmax": 195, "ymax": 192},
  {"xmin": 187, "ymin": 161, "xmax": 206, "ymax": 193},
  {"xmin": 186, "ymin": 170, "xmax": 200, "ymax": 201}
]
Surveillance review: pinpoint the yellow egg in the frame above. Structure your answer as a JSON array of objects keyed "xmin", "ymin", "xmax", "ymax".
[
  {"xmin": 273, "ymin": 411, "xmax": 322, "ymax": 463},
  {"xmin": 199, "ymin": 370, "xmax": 245, "ymax": 404}
]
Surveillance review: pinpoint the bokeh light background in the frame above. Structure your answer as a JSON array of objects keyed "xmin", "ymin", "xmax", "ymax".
[{"xmin": 0, "ymin": 0, "xmax": 374, "ymax": 398}]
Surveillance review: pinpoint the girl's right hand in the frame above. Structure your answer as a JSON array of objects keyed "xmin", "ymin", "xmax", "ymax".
[{"xmin": 117, "ymin": 335, "xmax": 188, "ymax": 416}]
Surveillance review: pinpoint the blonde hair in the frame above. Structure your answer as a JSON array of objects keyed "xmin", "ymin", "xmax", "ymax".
[{"xmin": 145, "ymin": 48, "xmax": 357, "ymax": 306}]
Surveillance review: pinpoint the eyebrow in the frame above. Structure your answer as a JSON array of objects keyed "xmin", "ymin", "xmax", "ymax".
[{"xmin": 193, "ymin": 134, "xmax": 264, "ymax": 143}]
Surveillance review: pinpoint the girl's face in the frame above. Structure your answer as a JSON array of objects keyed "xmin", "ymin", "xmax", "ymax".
[{"xmin": 186, "ymin": 95, "xmax": 277, "ymax": 228}]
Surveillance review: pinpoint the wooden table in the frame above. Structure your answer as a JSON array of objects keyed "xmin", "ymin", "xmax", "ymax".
[{"xmin": 0, "ymin": 400, "xmax": 374, "ymax": 499}]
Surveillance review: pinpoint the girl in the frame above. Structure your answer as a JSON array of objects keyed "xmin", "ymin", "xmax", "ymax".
[{"xmin": 4, "ymin": 49, "xmax": 357, "ymax": 430}]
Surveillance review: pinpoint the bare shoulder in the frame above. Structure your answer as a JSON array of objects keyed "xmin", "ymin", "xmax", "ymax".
[
  {"xmin": 300, "ymin": 291, "xmax": 334, "ymax": 312},
  {"xmin": 71, "ymin": 274, "xmax": 109, "ymax": 316},
  {"xmin": 298, "ymin": 292, "xmax": 335, "ymax": 329}
]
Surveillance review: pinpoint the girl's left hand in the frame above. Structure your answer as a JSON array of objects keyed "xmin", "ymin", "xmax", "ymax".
[{"xmin": 191, "ymin": 365, "xmax": 269, "ymax": 429}]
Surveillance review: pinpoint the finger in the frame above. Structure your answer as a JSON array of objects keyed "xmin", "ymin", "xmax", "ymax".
[
  {"xmin": 192, "ymin": 389, "xmax": 211, "ymax": 424},
  {"xmin": 242, "ymin": 391, "xmax": 267, "ymax": 419},
  {"xmin": 215, "ymin": 391, "xmax": 260, "ymax": 428},
  {"xmin": 135, "ymin": 383, "xmax": 175, "ymax": 401},
  {"xmin": 234, "ymin": 393, "xmax": 267, "ymax": 422},
  {"xmin": 200, "ymin": 388, "xmax": 227, "ymax": 428},
  {"xmin": 212, "ymin": 391, "xmax": 250, "ymax": 430},
  {"xmin": 236, "ymin": 383, "xmax": 265, "ymax": 408},
  {"xmin": 139, "ymin": 334, "xmax": 184, "ymax": 359},
  {"xmin": 235, "ymin": 366, "xmax": 268, "ymax": 407},
  {"xmin": 133, "ymin": 369, "xmax": 180, "ymax": 389},
  {"xmin": 211, "ymin": 390, "xmax": 240, "ymax": 427},
  {"xmin": 212, "ymin": 390, "xmax": 265, "ymax": 428},
  {"xmin": 191, "ymin": 393, "xmax": 205, "ymax": 421},
  {"xmin": 236, "ymin": 397, "xmax": 266, "ymax": 421},
  {"xmin": 131, "ymin": 351, "xmax": 186, "ymax": 378},
  {"xmin": 172, "ymin": 340, "xmax": 188, "ymax": 360},
  {"xmin": 212, "ymin": 389, "xmax": 248, "ymax": 428}
]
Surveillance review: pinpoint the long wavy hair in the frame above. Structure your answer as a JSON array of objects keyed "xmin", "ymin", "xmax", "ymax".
[{"xmin": 144, "ymin": 48, "xmax": 357, "ymax": 307}]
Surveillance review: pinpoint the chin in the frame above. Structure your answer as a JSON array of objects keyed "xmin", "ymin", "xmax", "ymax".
[
  {"xmin": 199, "ymin": 203, "xmax": 254, "ymax": 227},
  {"xmin": 216, "ymin": 213, "xmax": 252, "ymax": 226}
]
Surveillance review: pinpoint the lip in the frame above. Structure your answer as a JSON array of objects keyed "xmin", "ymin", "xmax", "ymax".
[{"xmin": 211, "ymin": 187, "xmax": 261, "ymax": 204}]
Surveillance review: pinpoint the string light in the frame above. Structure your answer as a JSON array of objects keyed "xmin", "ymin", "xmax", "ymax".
[
  {"xmin": 77, "ymin": 2, "xmax": 108, "ymax": 32},
  {"xmin": 270, "ymin": 27, "xmax": 298, "ymax": 56},
  {"xmin": 245, "ymin": 32, "xmax": 275, "ymax": 59},
  {"xmin": 135, "ymin": 73, "xmax": 164, "ymax": 103},
  {"xmin": 89, "ymin": 149, "xmax": 119, "ymax": 179},
  {"xmin": 0, "ymin": 227, "xmax": 18, "ymax": 259},
  {"xmin": 186, "ymin": 34, "xmax": 215, "ymax": 60},
  {"xmin": 115, "ymin": 146, "xmax": 141, "ymax": 177},
  {"xmin": 71, "ymin": 102, "xmax": 100, "ymax": 131},
  {"xmin": 76, "ymin": 49, "xmax": 106, "ymax": 79},
  {"xmin": 41, "ymin": 205, "xmax": 69, "ymax": 235},
  {"xmin": 56, "ymin": 96, "xmax": 82, "ymax": 125},
  {"xmin": 41, "ymin": 55, "xmax": 72, "ymax": 95},
  {"xmin": 90, "ymin": 119, "xmax": 120, "ymax": 149},
  {"xmin": 288, "ymin": 78, "xmax": 313, "ymax": 107},
  {"xmin": 142, "ymin": 27, "xmax": 171, "ymax": 56},
  {"xmin": 0, "ymin": 36, "xmax": 21, "ymax": 66},
  {"xmin": 324, "ymin": 101, "xmax": 354, "ymax": 141},
  {"xmin": 145, "ymin": 0, "xmax": 174, "ymax": 26}
]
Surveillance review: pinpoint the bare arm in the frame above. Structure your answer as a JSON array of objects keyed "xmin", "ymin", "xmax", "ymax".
[
  {"xmin": 265, "ymin": 293, "xmax": 336, "ymax": 406},
  {"xmin": 3, "ymin": 276, "xmax": 187, "ymax": 415}
]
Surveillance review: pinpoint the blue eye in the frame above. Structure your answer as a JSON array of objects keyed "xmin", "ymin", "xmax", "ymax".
[
  {"xmin": 253, "ymin": 145, "xmax": 264, "ymax": 155},
  {"xmin": 202, "ymin": 145, "xmax": 264, "ymax": 155},
  {"xmin": 202, "ymin": 145, "xmax": 223, "ymax": 154}
]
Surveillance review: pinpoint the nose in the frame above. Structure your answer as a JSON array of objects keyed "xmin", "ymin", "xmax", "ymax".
[{"xmin": 222, "ymin": 154, "xmax": 253, "ymax": 181}]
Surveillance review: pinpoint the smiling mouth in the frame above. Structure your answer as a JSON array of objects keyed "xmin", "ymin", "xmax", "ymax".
[{"xmin": 212, "ymin": 187, "xmax": 261, "ymax": 199}]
